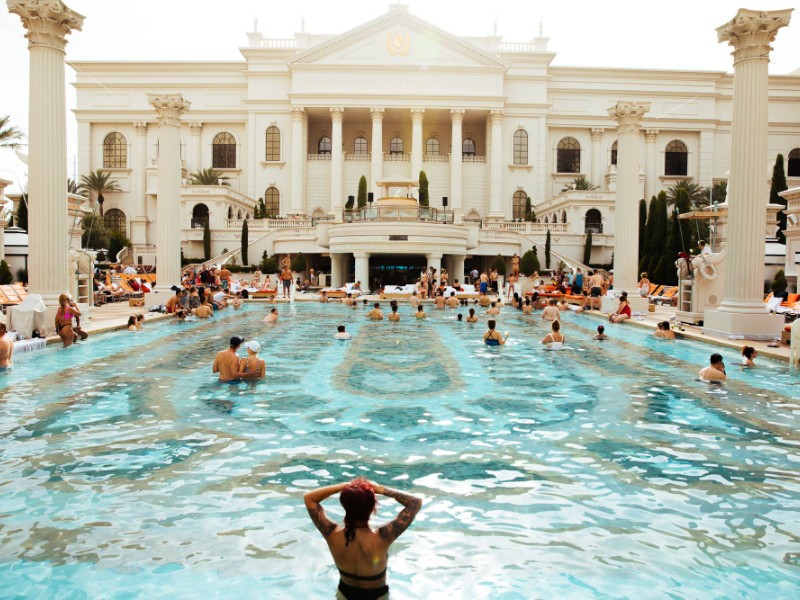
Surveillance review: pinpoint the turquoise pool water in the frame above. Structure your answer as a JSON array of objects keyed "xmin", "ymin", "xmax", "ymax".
[{"xmin": 0, "ymin": 302, "xmax": 799, "ymax": 599}]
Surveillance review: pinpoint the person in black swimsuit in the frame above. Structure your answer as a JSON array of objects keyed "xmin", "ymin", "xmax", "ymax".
[{"xmin": 305, "ymin": 478, "xmax": 422, "ymax": 599}]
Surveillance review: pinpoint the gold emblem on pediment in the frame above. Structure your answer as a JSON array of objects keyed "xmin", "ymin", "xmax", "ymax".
[{"xmin": 385, "ymin": 33, "xmax": 411, "ymax": 56}]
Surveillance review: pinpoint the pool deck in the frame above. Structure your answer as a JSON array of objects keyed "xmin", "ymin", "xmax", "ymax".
[{"xmin": 41, "ymin": 293, "xmax": 795, "ymax": 363}]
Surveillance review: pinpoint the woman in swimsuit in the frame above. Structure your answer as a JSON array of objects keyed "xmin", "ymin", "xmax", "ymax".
[
  {"xmin": 304, "ymin": 478, "xmax": 422, "ymax": 600},
  {"xmin": 609, "ymin": 293, "xmax": 632, "ymax": 323},
  {"xmin": 55, "ymin": 293, "xmax": 79, "ymax": 347},
  {"xmin": 483, "ymin": 319, "xmax": 509, "ymax": 346},
  {"xmin": 541, "ymin": 319, "xmax": 565, "ymax": 350}
]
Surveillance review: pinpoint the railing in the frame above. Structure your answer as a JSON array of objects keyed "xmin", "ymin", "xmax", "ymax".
[
  {"xmin": 479, "ymin": 230, "xmax": 518, "ymax": 242},
  {"xmin": 385, "ymin": 154, "xmax": 409, "ymax": 162},
  {"xmin": 191, "ymin": 218, "xmax": 206, "ymax": 229},
  {"xmin": 183, "ymin": 185, "xmax": 255, "ymax": 206},
  {"xmin": 276, "ymin": 227, "xmax": 316, "ymax": 238},
  {"xmin": 225, "ymin": 218, "xmax": 313, "ymax": 229},
  {"xmin": 585, "ymin": 224, "xmax": 603, "ymax": 234},
  {"xmin": 499, "ymin": 42, "xmax": 537, "ymax": 52},
  {"xmin": 307, "ymin": 154, "xmax": 331, "ymax": 161},
  {"xmin": 260, "ymin": 38, "xmax": 297, "ymax": 49},
  {"xmin": 343, "ymin": 205, "xmax": 453, "ymax": 223},
  {"xmin": 462, "ymin": 156, "xmax": 486, "ymax": 163},
  {"xmin": 345, "ymin": 153, "xmax": 371, "ymax": 161},
  {"xmin": 483, "ymin": 222, "xmax": 569, "ymax": 234},
  {"xmin": 423, "ymin": 155, "xmax": 449, "ymax": 163}
]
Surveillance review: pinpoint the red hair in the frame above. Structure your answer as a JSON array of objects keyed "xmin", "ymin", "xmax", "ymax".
[{"xmin": 340, "ymin": 478, "xmax": 377, "ymax": 546}]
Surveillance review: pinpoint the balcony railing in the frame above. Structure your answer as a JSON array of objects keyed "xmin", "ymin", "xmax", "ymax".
[
  {"xmin": 343, "ymin": 205, "xmax": 453, "ymax": 223},
  {"xmin": 462, "ymin": 155, "xmax": 486, "ymax": 163},
  {"xmin": 385, "ymin": 154, "xmax": 409, "ymax": 162},
  {"xmin": 345, "ymin": 153, "xmax": 371, "ymax": 161},
  {"xmin": 483, "ymin": 222, "xmax": 569, "ymax": 234},
  {"xmin": 308, "ymin": 153, "xmax": 332, "ymax": 161},
  {"xmin": 585, "ymin": 224, "xmax": 603, "ymax": 234},
  {"xmin": 190, "ymin": 218, "xmax": 207, "ymax": 229},
  {"xmin": 423, "ymin": 155, "xmax": 449, "ymax": 163}
]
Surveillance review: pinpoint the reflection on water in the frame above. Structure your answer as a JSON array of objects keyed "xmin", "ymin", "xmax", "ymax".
[{"xmin": 0, "ymin": 303, "xmax": 798, "ymax": 598}]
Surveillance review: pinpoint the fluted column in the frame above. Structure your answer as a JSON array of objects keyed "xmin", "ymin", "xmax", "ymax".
[
  {"xmin": 451, "ymin": 254, "xmax": 465, "ymax": 286},
  {"xmin": 354, "ymin": 252, "xmax": 370, "ymax": 292},
  {"xmin": 0, "ymin": 215, "xmax": 7, "ymax": 260},
  {"xmin": 189, "ymin": 122, "xmax": 202, "ymax": 174},
  {"xmin": 644, "ymin": 129, "xmax": 658, "ymax": 201},
  {"xmin": 289, "ymin": 107, "xmax": 305, "ymax": 216},
  {"xmin": 488, "ymin": 110, "xmax": 504, "ymax": 219},
  {"xmin": 8, "ymin": 0, "xmax": 84, "ymax": 307},
  {"xmin": 590, "ymin": 128, "xmax": 604, "ymax": 190},
  {"xmin": 426, "ymin": 252, "xmax": 442, "ymax": 283},
  {"xmin": 608, "ymin": 101, "xmax": 650, "ymax": 294},
  {"xmin": 130, "ymin": 121, "xmax": 148, "ymax": 246},
  {"xmin": 450, "ymin": 110, "xmax": 464, "ymax": 223},
  {"xmin": 148, "ymin": 93, "xmax": 190, "ymax": 293},
  {"xmin": 370, "ymin": 108, "xmax": 384, "ymax": 197},
  {"xmin": 330, "ymin": 107, "xmax": 344, "ymax": 220},
  {"xmin": 410, "ymin": 109, "xmax": 425, "ymax": 184},
  {"xmin": 330, "ymin": 253, "xmax": 343, "ymax": 288},
  {"xmin": 714, "ymin": 9, "xmax": 792, "ymax": 316}
]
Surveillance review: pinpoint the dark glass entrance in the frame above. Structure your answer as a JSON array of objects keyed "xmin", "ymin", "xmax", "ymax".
[{"xmin": 369, "ymin": 255, "xmax": 427, "ymax": 288}]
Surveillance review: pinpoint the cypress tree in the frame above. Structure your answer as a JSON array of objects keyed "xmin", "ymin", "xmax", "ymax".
[
  {"xmin": 638, "ymin": 199, "xmax": 647, "ymax": 260},
  {"xmin": 357, "ymin": 175, "xmax": 368, "ymax": 209},
  {"xmin": 770, "ymin": 154, "xmax": 788, "ymax": 244},
  {"xmin": 647, "ymin": 196, "xmax": 668, "ymax": 276},
  {"xmin": 583, "ymin": 232, "xmax": 592, "ymax": 266},
  {"xmin": 545, "ymin": 229, "xmax": 551, "ymax": 270},
  {"xmin": 241, "ymin": 219, "xmax": 249, "ymax": 265},
  {"xmin": 0, "ymin": 260, "xmax": 12, "ymax": 285},
  {"xmin": 203, "ymin": 216, "xmax": 211, "ymax": 261},
  {"xmin": 16, "ymin": 193, "xmax": 28, "ymax": 232},
  {"xmin": 418, "ymin": 171, "xmax": 429, "ymax": 207},
  {"xmin": 525, "ymin": 197, "xmax": 533, "ymax": 222}
]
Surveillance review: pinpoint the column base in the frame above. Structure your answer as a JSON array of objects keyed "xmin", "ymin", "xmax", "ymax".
[{"xmin": 703, "ymin": 309, "xmax": 784, "ymax": 341}]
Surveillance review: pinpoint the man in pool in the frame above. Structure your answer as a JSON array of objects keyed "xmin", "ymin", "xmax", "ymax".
[
  {"xmin": 415, "ymin": 305, "xmax": 427, "ymax": 319},
  {"xmin": 193, "ymin": 298, "xmax": 214, "ymax": 319},
  {"xmin": 445, "ymin": 292, "xmax": 459, "ymax": 308},
  {"xmin": 388, "ymin": 305, "xmax": 400, "ymax": 321},
  {"xmin": 334, "ymin": 325, "xmax": 351, "ymax": 340},
  {"xmin": 367, "ymin": 303, "xmax": 384, "ymax": 320},
  {"xmin": 699, "ymin": 353, "xmax": 727, "ymax": 382},
  {"xmin": 542, "ymin": 299, "xmax": 560, "ymax": 322},
  {"xmin": 304, "ymin": 478, "xmax": 422, "ymax": 600},
  {"xmin": 212, "ymin": 336, "xmax": 249, "ymax": 382},
  {"xmin": 263, "ymin": 308, "xmax": 279, "ymax": 323},
  {"xmin": 408, "ymin": 292, "xmax": 420, "ymax": 309},
  {"xmin": 486, "ymin": 301, "xmax": 500, "ymax": 316},
  {"xmin": 0, "ymin": 323, "xmax": 13, "ymax": 368}
]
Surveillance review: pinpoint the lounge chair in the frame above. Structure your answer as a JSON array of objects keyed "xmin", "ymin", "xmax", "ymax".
[{"xmin": 652, "ymin": 286, "xmax": 678, "ymax": 306}]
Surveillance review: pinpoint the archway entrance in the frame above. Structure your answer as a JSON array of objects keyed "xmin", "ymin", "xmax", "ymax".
[{"xmin": 369, "ymin": 254, "xmax": 427, "ymax": 287}]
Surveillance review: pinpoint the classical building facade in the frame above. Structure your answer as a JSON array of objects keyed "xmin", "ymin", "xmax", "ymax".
[{"xmin": 69, "ymin": 5, "xmax": 800, "ymax": 288}]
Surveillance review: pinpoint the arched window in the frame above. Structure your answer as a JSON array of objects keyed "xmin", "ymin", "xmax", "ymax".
[
  {"xmin": 426, "ymin": 137, "xmax": 440, "ymax": 156},
  {"xmin": 227, "ymin": 206, "xmax": 233, "ymax": 219},
  {"xmin": 237, "ymin": 210, "xmax": 242, "ymax": 220},
  {"xmin": 390, "ymin": 137, "xmax": 404, "ymax": 155},
  {"xmin": 104, "ymin": 208, "xmax": 126, "ymax": 235},
  {"xmin": 212, "ymin": 132, "xmax": 236, "ymax": 169},
  {"xmin": 512, "ymin": 190, "xmax": 528, "ymax": 220},
  {"xmin": 665, "ymin": 140, "xmax": 688, "ymax": 176},
  {"xmin": 788, "ymin": 148, "xmax": 800, "ymax": 177},
  {"xmin": 191, "ymin": 203, "xmax": 209, "ymax": 228},
  {"xmin": 611, "ymin": 140, "xmax": 618, "ymax": 166},
  {"xmin": 318, "ymin": 136, "xmax": 332, "ymax": 154},
  {"xmin": 462, "ymin": 138, "xmax": 476, "ymax": 157},
  {"xmin": 265, "ymin": 126, "xmax": 280, "ymax": 161},
  {"xmin": 513, "ymin": 129, "xmax": 528, "ymax": 165},
  {"xmin": 265, "ymin": 187, "xmax": 280, "ymax": 217},
  {"xmin": 103, "ymin": 132, "xmax": 127, "ymax": 168},
  {"xmin": 557, "ymin": 137, "xmax": 581, "ymax": 173},
  {"xmin": 585, "ymin": 208, "xmax": 602, "ymax": 234},
  {"xmin": 561, "ymin": 210, "xmax": 567, "ymax": 223},
  {"xmin": 464, "ymin": 209, "xmax": 481, "ymax": 221},
  {"xmin": 354, "ymin": 136, "xmax": 368, "ymax": 154}
]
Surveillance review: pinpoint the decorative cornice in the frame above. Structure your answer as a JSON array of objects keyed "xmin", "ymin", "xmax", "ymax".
[
  {"xmin": 290, "ymin": 107, "xmax": 305, "ymax": 122},
  {"xmin": 607, "ymin": 101, "xmax": 650, "ymax": 134},
  {"xmin": 189, "ymin": 122, "xmax": 202, "ymax": 135},
  {"xmin": 489, "ymin": 110, "xmax": 504, "ymax": 125},
  {"xmin": 7, "ymin": 0, "xmax": 84, "ymax": 53},
  {"xmin": 410, "ymin": 108, "xmax": 425, "ymax": 123},
  {"xmin": 330, "ymin": 107, "xmax": 345, "ymax": 121},
  {"xmin": 590, "ymin": 127, "xmax": 604, "ymax": 142},
  {"xmin": 147, "ymin": 93, "xmax": 190, "ymax": 126},
  {"xmin": 134, "ymin": 122, "xmax": 148, "ymax": 136},
  {"xmin": 450, "ymin": 109, "xmax": 465, "ymax": 124},
  {"xmin": 370, "ymin": 108, "xmax": 385, "ymax": 122},
  {"xmin": 717, "ymin": 9, "xmax": 792, "ymax": 64},
  {"xmin": 644, "ymin": 129, "xmax": 659, "ymax": 143}
]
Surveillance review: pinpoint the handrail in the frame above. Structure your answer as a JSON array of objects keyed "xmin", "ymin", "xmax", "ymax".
[
  {"xmin": 342, "ymin": 205, "xmax": 453, "ymax": 223},
  {"xmin": 518, "ymin": 232, "xmax": 609, "ymax": 279}
]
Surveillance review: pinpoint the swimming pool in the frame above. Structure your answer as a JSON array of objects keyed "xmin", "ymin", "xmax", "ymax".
[{"xmin": 1, "ymin": 302, "xmax": 798, "ymax": 599}]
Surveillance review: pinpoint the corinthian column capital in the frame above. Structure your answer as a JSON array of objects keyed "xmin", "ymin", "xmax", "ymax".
[
  {"xmin": 290, "ymin": 107, "xmax": 305, "ymax": 122},
  {"xmin": 410, "ymin": 108, "xmax": 425, "ymax": 123},
  {"xmin": 590, "ymin": 127, "xmax": 604, "ymax": 142},
  {"xmin": 645, "ymin": 129, "xmax": 659, "ymax": 143},
  {"xmin": 450, "ymin": 109, "xmax": 465, "ymax": 124},
  {"xmin": 608, "ymin": 102, "xmax": 650, "ymax": 134},
  {"xmin": 717, "ymin": 8, "xmax": 792, "ymax": 64},
  {"xmin": 330, "ymin": 107, "xmax": 345, "ymax": 122},
  {"xmin": 7, "ymin": 0, "xmax": 84, "ymax": 53},
  {"xmin": 489, "ymin": 110, "xmax": 504, "ymax": 125},
  {"xmin": 134, "ymin": 122, "xmax": 148, "ymax": 136},
  {"xmin": 370, "ymin": 108, "xmax": 385, "ymax": 122},
  {"xmin": 189, "ymin": 122, "xmax": 202, "ymax": 136},
  {"xmin": 148, "ymin": 94, "xmax": 191, "ymax": 127}
]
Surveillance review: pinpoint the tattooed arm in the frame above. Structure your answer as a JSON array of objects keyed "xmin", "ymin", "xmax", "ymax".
[
  {"xmin": 304, "ymin": 483, "xmax": 346, "ymax": 538},
  {"xmin": 372, "ymin": 483, "xmax": 422, "ymax": 545}
]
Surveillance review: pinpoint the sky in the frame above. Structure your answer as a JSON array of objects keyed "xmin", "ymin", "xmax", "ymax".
[{"xmin": 1, "ymin": 0, "xmax": 799, "ymax": 193}]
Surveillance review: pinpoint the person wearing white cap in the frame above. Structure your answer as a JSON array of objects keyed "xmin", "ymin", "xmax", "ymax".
[{"xmin": 239, "ymin": 340, "xmax": 266, "ymax": 380}]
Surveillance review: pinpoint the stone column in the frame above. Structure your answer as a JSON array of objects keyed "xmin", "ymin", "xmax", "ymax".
[
  {"xmin": 330, "ymin": 107, "xmax": 344, "ymax": 221},
  {"xmin": 148, "ymin": 93, "xmax": 190, "ymax": 294},
  {"xmin": 8, "ymin": 0, "xmax": 83, "ymax": 307},
  {"xmin": 705, "ymin": 8, "xmax": 791, "ymax": 339},
  {"xmin": 189, "ymin": 122, "xmax": 202, "ymax": 174},
  {"xmin": 354, "ymin": 252, "xmax": 370, "ymax": 292},
  {"xmin": 0, "ymin": 215, "xmax": 7, "ymax": 260},
  {"xmin": 488, "ymin": 110, "xmax": 504, "ymax": 219},
  {"xmin": 450, "ymin": 110, "xmax": 465, "ymax": 223},
  {"xmin": 342, "ymin": 254, "xmax": 352, "ymax": 285},
  {"xmin": 289, "ymin": 107, "xmax": 306, "ymax": 216},
  {"xmin": 590, "ymin": 127, "xmax": 604, "ymax": 190},
  {"xmin": 130, "ymin": 121, "xmax": 149, "ymax": 246},
  {"xmin": 644, "ymin": 129, "xmax": 658, "ymax": 201},
  {"xmin": 330, "ymin": 253, "xmax": 343, "ymax": 288},
  {"xmin": 608, "ymin": 101, "xmax": 650, "ymax": 295},
  {"xmin": 451, "ymin": 254, "xmax": 465, "ymax": 286},
  {"xmin": 410, "ymin": 109, "xmax": 425, "ymax": 184},
  {"xmin": 426, "ymin": 252, "xmax": 442, "ymax": 283},
  {"xmin": 370, "ymin": 108, "xmax": 384, "ymax": 197}
]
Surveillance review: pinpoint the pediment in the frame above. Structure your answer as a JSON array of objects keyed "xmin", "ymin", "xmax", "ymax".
[{"xmin": 289, "ymin": 10, "xmax": 508, "ymax": 71}]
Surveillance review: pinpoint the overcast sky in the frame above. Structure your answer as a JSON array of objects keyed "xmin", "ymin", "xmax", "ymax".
[{"xmin": 1, "ymin": 0, "xmax": 799, "ymax": 192}]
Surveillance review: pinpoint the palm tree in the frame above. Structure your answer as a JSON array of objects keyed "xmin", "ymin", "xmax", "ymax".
[
  {"xmin": 78, "ymin": 169, "xmax": 121, "ymax": 216},
  {"xmin": 67, "ymin": 178, "xmax": 81, "ymax": 194},
  {"xmin": 0, "ymin": 116, "xmax": 24, "ymax": 149},
  {"xmin": 189, "ymin": 168, "xmax": 229, "ymax": 186},
  {"xmin": 666, "ymin": 180, "xmax": 708, "ymax": 207},
  {"xmin": 562, "ymin": 176, "xmax": 598, "ymax": 192}
]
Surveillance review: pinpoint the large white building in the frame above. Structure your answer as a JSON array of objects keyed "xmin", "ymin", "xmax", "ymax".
[{"xmin": 69, "ymin": 5, "xmax": 800, "ymax": 288}]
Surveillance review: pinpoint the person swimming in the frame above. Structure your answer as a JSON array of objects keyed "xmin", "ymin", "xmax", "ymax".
[
  {"xmin": 483, "ymin": 319, "xmax": 508, "ymax": 346},
  {"xmin": 541, "ymin": 320, "xmax": 565, "ymax": 350}
]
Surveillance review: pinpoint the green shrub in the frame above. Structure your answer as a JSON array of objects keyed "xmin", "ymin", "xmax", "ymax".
[
  {"xmin": 0, "ymin": 260, "xmax": 12, "ymax": 285},
  {"xmin": 491, "ymin": 254, "xmax": 507, "ymax": 276},
  {"xmin": 15, "ymin": 267, "xmax": 28, "ymax": 284},
  {"xmin": 519, "ymin": 249, "xmax": 540, "ymax": 276},
  {"xmin": 771, "ymin": 269, "xmax": 788, "ymax": 294},
  {"xmin": 291, "ymin": 252, "xmax": 307, "ymax": 272}
]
